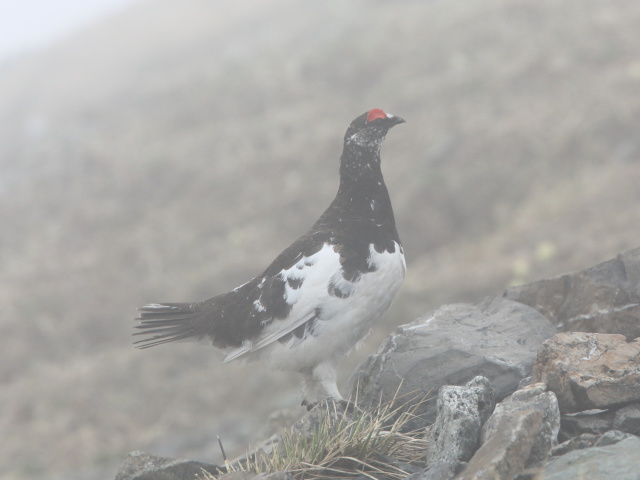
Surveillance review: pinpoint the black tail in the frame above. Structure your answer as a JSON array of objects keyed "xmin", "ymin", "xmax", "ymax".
[{"xmin": 133, "ymin": 302, "xmax": 208, "ymax": 348}]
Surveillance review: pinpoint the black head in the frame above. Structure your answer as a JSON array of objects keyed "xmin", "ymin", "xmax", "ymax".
[{"xmin": 343, "ymin": 108, "xmax": 406, "ymax": 151}]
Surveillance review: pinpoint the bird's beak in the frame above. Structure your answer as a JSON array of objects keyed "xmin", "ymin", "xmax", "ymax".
[{"xmin": 386, "ymin": 114, "xmax": 406, "ymax": 126}]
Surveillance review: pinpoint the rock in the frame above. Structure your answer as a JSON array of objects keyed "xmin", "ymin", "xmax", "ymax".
[
  {"xmin": 559, "ymin": 403, "xmax": 640, "ymax": 441},
  {"xmin": 550, "ymin": 433, "xmax": 599, "ymax": 456},
  {"xmin": 426, "ymin": 377, "xmax": 495, "ymax": 469},
  {"xmin": 518, "ymin": 376, "xmax": 534, "ymax": 389},
  {"xmin": 115, "ymin": 451, "xmax": 221, "ymax": 480},
  {"xmin": 455, "ymin": 383, "xmax": 560, "ymax": 479},
  {"xmin": 533, "ymin": 332, "xmax": 640, "ymax": 413},
  {"xmin": 613, "ymin": 402, "xmax": 640, "ymax": 435},
  {"xmin": 466, "ymin": 376, "xmax": 496, "ymax": 426},
  {"xmin": 505, "ymin": 246, "xmax": 640, "ymax": 341},
  {"xmin": 349, "ymin": 297, "xmax": 556, "ymax": 426},
  {"xmin": 593, "ymin": 429, "xmax": 636, "ymax": 447},
  {"xmin": 456, "ymin": 409, "xmax": 543, "ymax": 480},
  {"xmin": 559, "ymin": 409, "xmax": 614, "ymax": 441},
  {"xmin": 480, "ymin": 383, "xmax": 560, "ymax": 468},
  {"xmin": 551, "ymin": 429, "xmax": 634, "ymax": 458},
  {"xmin": 530, "ymin": 435, "xmax": 640, "ymax": 480}
]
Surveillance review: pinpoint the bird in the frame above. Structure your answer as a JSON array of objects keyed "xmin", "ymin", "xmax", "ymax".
[{"xmin": 134, "ymin": 108, "xmax": 406, "ymax": 405}]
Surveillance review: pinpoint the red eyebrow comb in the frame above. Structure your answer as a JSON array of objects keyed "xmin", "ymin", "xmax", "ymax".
[{"xmin": 366, "ymin": 108, "xmax": 387, "ymax": 123}]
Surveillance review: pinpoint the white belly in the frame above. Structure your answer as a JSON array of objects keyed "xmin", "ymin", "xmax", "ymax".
[{"xmin": 252, "ymin": 242, "xmax": 406, "ymax": 372}]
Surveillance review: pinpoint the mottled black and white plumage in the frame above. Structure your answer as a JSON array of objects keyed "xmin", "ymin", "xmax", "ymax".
[{"xmin": 134, "ymin": 109, "xmax": 406, "ymax": 404}]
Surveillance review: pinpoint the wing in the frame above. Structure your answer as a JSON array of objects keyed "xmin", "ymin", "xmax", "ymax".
[{"xmin": 222, "ymin": 241, "xmax": 351, "ymax": 362}]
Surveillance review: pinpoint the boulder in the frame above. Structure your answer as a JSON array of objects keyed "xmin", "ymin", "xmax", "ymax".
[
  {"xmin": 454, "ymin": 383, "xmax": 559, "ymax": 479},
  {"xmin": 505, "ymin": 247, "xmax": 640, "ymax": 341},
  {"xmin": 533, "ymin": 332, "xmax": 640, "ymax": 413},
  {"xmin": 456, "ymin": 409, "xmax": 543, "ymax": 480},
  {"xmin": 480, "ymin": 383, "xmax": 560, "ymax": 467},
  {"xmin": 593, "ymin": 429, "xmax": 637, "ymax": 447},
  {"xmin": 530, "ymin": 435, "xmax": 640, "ymax": 480},
  {"xmin": 559, "ymin": 409, "xmax": 615, "ymax": 441},
  {"xmin": 426, "ymin": 377, "xmax": 495, "ymax": 468},
  {"xmin": 349, "ymin": 297, "xmax": 556, "ymax": 426},
  {"xmin": 550, "ymin": 433, "xmax": 599, "ymax": 457}
]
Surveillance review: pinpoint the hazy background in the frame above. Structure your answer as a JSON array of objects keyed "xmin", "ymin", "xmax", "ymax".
[
  {"xmin": 1, "ymin": 0, "xmax": 639, "ymax": 479},
  {"xmin": 0, "ymin": 0, "xmax": 137, "ymax": 62}
]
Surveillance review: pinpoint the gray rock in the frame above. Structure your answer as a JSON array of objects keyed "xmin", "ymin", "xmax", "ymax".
[
  {"xmin": 505, "ymin": 246, "xmax": 640, "ymax": 341},
  {"xmin": 426, "ymin": 377, "xmax": 495, "ymax": 469},
  {"xmin": 480, "ymin": 383, "xmax": 560, "ymax": 468},
  {"xmin": 551, "ymin": 429, "xmax": 634, "ymax": 457},
  {"xmin": 466, "ymin": 376, "xmax": 496, "ymax": 426},
  {"xmin": 115, "ymin": 451, "xmax": 221, "ymax": 480},
  {"xmin": 349, "ymin": 297, "xmax": 556, "ymax": 426},
  {"xmin": 518, "ymin": 376, "xmax": 534, "ymax": 389},
  {"xmin": 530, "ymin": 436, "xmax": 640, "ymax": 480},
  {"xmin": 593, "ymin": 429, "xmax": 636, "ymax": 447},
  {"xmin": 559, "ymin": 403, "xmax": 640, "ymax": 441},
  {"xmin": 613, "ymin": 402, "xmax": 640, "ymax": 435},
  {"xmin": 550, "ymin": 433, "xmax": 599, "ymax": 456},
  {"xmin": 456, "ymin": 409, "xmax": 543, "ymax": 480},
  {"xmin": 559, "ymin": 409, "xmax": 615, "ymax": 441},
  {"xmin": 533, "ymin": 332, "xmax": 640, "ymax": 413}
]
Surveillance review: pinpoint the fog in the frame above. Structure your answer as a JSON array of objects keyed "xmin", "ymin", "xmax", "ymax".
[
  {"xmin": 0, "ymin": 0, "xmax": 136, "ymax": 62},
  {"xmin": 1, "ymin": 1, "xmax": 639, "ymax": 479}
]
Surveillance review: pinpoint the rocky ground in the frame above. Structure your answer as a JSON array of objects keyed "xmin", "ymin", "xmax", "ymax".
[{"xmin": 115, "ymin": 249, "xmax": 640, "ymax": 479}]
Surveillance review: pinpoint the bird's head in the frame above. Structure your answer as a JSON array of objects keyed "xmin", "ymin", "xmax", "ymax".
[{"xmin": 343, "ymin": 108, "xmax": 406, "ymax": 152}]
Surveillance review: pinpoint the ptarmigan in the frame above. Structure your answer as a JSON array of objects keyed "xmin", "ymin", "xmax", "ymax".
[{"xmin": 134, "ymin": 109, "xmax": 406, "ymax": 405}]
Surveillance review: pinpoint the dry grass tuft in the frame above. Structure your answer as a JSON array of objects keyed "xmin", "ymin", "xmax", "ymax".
[{"xmin": 202, "ymin": 393, "xmax": 429, "ymax": 480}]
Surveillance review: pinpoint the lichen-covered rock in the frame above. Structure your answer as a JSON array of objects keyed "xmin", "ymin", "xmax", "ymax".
[
  {"xmin": 426, "ymin": 377, "xmax": 495, "ymax": 468},
  {"xmin": 349, "ymin": 297, "xmax": 556, "ymax": 426},
  {"xmin": 480, "ymin": 383, "xmax": 560, "ymax": 467},
  {"xmin": 504, "ymin": 246, "xmax": 640, "ymax": 341},
  {"xmin": 456, "ymin": 409, "xmax": 543, "ymax": 480},
  {"xmin": 533, "ymin": 332, "xmax": 640, "ymax": 413}
]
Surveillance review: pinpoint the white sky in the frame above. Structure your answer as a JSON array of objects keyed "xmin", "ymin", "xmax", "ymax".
[{"xmin": 0, "ymin": 0, "xmax": 137, "ymax": 63}]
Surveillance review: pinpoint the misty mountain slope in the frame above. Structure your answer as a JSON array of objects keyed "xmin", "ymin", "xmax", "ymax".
[
  {"xmin": 0, "ymin": 0, "xmax": 639, "ymax": 479},
  {"xmin": 2, "ymin": 0, "xmax": 639, "ymax": 363}
]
